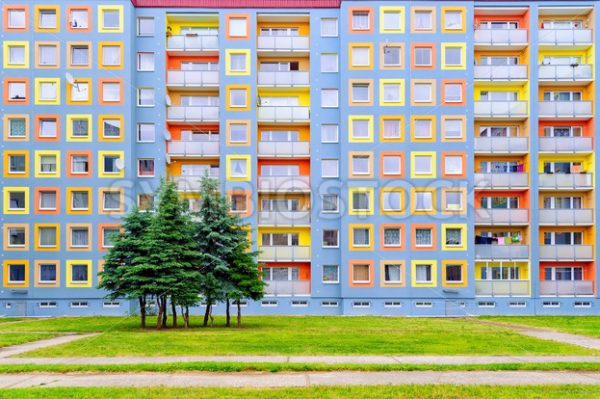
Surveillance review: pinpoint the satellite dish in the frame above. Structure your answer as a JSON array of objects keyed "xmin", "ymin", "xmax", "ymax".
[
  {"xmin": 165, "ymin": 95, "xmax": 172, "ymax": 107},
  {"xmin": 65, "ymin": 72, "xmax": 75, "ymax": 86},
  {"xmin": 115, "ymin": 159, "xmax": 125, "ymax": 171},
  {"xmin": 164, "ymin": 130, "xmax": 172, "ymax": 141}
]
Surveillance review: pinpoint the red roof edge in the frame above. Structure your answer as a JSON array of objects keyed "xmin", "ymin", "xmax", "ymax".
[{"xmin": 131, "ymin": 0, "xmax": 341, "ymax": 8}]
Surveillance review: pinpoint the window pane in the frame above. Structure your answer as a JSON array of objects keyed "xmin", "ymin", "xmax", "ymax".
[{"xmin": 321, "ymin": 53, "xmax": 338, "ymax": 72}]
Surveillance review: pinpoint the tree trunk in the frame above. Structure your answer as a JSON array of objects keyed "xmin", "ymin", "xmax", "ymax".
[
  {"xmin": 237, "ymin": 301, "xmax": 242, "ymax": 328},
  {"xmin": 203, "ymin": 301, "xmax": 212, "ymax": 327},
  {"xmin": 225, "ymin": 299, "xmax": 231, "ymax": 327},
  {"xmin": 180, "ymin": 305, "xmax": 189, "ymax": 328},
  {"xmin": 161, "ymin": 295, "xmax": 168, "ymax": 328},
  {"xmin": 171, "ymin": 299, "xmax": 177, "ymax": 328},
  {"xmin": 139, "ymin": 296, "xmax": 147, "ymax": 329},
  {"xmin": 156, "ymin": 296, "xmax": 163, "ymax": 330},
  {"xmin": 185, "ymin": 306, "xmax": 190, "ymax": 328}
]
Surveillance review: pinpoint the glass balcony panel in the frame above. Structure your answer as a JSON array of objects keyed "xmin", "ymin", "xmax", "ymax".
[
  {"xmin": 474, "ymin": 137, "xmax": 528, "ymax": 153},
  {"xmin": 474, "ymin": 65, "xmax": 528, "ymax": 80},
  {"xmin": 539, "ymin": 137, "xmax": 593, "ymax": 152},
  {"xmin": 539, "ymin": 101, "xmax": 592, "ymax": 118},
  {"xmin": 539, "ymin": 29, "xmax": 593, "ymax": 45},
  {"xmin": 539, "ymin": 245, "xmax": 593, "ymax": 261},
  {"xmin": 264, "ymin": 280, "xmax": 310, "ymax": 296},
  {"xmin": 539, "ymin": 280, "xmax": 594, "ymax": 296},
  {"xmin": 474, "ymin": 173, "xmax": 528, "ymax": 189},
  {"xmin": 258, "ymin": 211, "xmax": 311, "ymax": 226},
  {"xmin": 257, "ymin": 106, "xmax": 310, "ymax": 123},
  {"xmin": 539, "ymin": 209, "xmax": 593, "ymax": 225},
  {"xmin": 257, "ymin": 36, "xmax": 309, "ymax": 51},
  {"xmin": 474, "ymin": 29, "xmax": 528, "ymax": 45},
  {"xmin": 258, "ymin": 71, "xmax": 309, "ymax": 86},
  {"xmin": 167, "ymin": 141, "xmax": 220, "ymax": 157},
  {"xmin": 167, "ymin": 35, "xmax": 219, "ymax": 51},
  {"xmin": 538, "ymin": 173, "xmax": 593, "ymax": 189},
  {"xmin": 257, "ymin": 141, "xmax": 310, "ymax": 157},
  {"xmin": 475, "ymin": 280, "xmax": 530, "ymax": 296},
  {"xmin": 474, "ymin": 101, "xmax": 528, "ymax": 118},
  {"xmin": 475, "ymin": 208, "xmax": 529, "ymax": 225},
  {"xmin": 257, "ymin": 176, "xmax": 311, "ymax": 192},
  {"xmin": 167, "ymin": 70, "xmax": 219, "ymax": 86},
  {"xmin": 258, "ymin": 246, "xmax": 311, "ymax": 262},
  {"xmin": 474, "ymin": 244, "xmax": 529, "ymax": 260}
]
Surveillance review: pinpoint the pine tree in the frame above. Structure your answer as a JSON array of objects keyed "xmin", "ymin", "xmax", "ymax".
[{"xmin": 228, "ymin": 243, "xmax": 264, "ymax": 328}]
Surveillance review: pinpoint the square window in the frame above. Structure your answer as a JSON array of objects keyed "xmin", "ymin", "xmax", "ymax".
[
  {"xmin": 8, "ymin": 154, "xmax": 26, "ymax": 174},
  {"xmin": 137, "ymin": 123, "xmax": 155, "ymax": 142},
  {"xmin": 352, "ymin": 11, "xmax": 370, "ymax": 30},
  {"xmin": 352, "ymin": 263, "xmax": 371, "ymax": 282},
  {"xmin": 38, "ymin": 190, "xmax": 57, "ymax": 211},
  {"xmin": 383, "ymin": 155, "xmax": 402, "ymax": 175},
  {"xmin": 38, "ymin": 154, "xmax": 57, "ymax": 174},
  {"xmin": 137, "ymin": 52, "xmax": 155, "ymax": 71},
  {"xmin": 229, "ymin": 194, "xmax": 247, "ymax": 213},
  {"xmin": 7, "ymin": 226, "xmax": 26, "ymax": 247},
  {"xmin": 38, "ymin": 9, "xmax": 57, "ymax": 29},
  {"xmin": 7, "ymin": 9, "xmax": 26, "ymax": 29},
  {"xmin": 70, "ymin": 82, "xmax": 89, "ymax": 102},
  {"xmin": 445, "ymin": 264, "xmax": 463, "ymax": 283},
  {"xmin": 230, "ymin": 159, "xmax": 248, "ymax": 178},
  {"xmin": 444, "ymin": 191, "xmax": 463, "ymax": 211},
  {"xmin": 102, "ymin": 227, "xmax": 120, "ymax": 248},
  {"xmin": 8, "ymin": 264, "xmax": 26, "ymax": 284},
  {"xmin": 382, "ymin": 83, "xmax": 402, "ymax": 103},
  {"xmin": 137, "ymin": 88, "xmax": 154, "ymax": 106},
  {"xmin": 8, "ymin": 45, "xmax": 26, "ymax": 66},
  {"xmin": 444, "ymin": 10, "xmax": 463, "ymax": 30},
  {"xmin": 443, "ymin": 118, "xmax": 463, "ymax": 139},
  {"xmin": 444, "ymin": 155, "xmax": 463, "ymax": 175},
  {"xmin": 352, "ymin": 119, "xmax": 370, "ymax": 139},
  {"xmin": 415, "ymin": 192, "xmax": 433, "ymax": 211},
  {"xmin": 38, "ymin": 44, "xmax": 57, "ymax": 67},
  {"xmin": 138, "ymin": 194, "xmax": 154, "ymax": 211},
  {"xmin": 229, "ymin": 88, "xmax": 247, "ymax": 108},
  {"xmin": 71, "ymin": 118, "xmax": 89, "ymax": 138},
  {"xmin": 383, "ymin": 46, "xmax": 402, "ymax": 67},
  {"xmin": 383, "ymin": 11, "xmax": 402, "ymax": 30},
  {"xmin": 8, "ymin": 118, "xmax": 26, "ymax": 138},
  {"xmin": 321, "ymin": 53, "xmax": 338, "ymax": 72},
  {"xmin": 38, "ymin": 226, "xmax": 57, "ymax": 247},
  {"xmin": 321, "ymin": 124, "xmax": 339, "ymax": 143},
  {"xmin": 413, "ymin": 83, "xmax": 432, "ymax": 103},
  {"xmin": 138, "ymin": 159, "xmax": 155, "ymax": 177},
  {"xmin": 137, "ymin": 17, "xmax": 154, "ymax": 36},
  {"xmin": 322, "ymin": 230, "xmax": 339, "ymax": 247},
  {"xmin": 70, "ymin": 264, "xmax": 89, "ymax": 283},
  {"xmin": 8, "ymin": 191, "xmax": 26, "ymax": 210},
  {"xmin": 383, "ymin": 191, "xmax": 402, "ymax": 211},
  {"xmin": 69, "ymin": 226, "xmax": 89, "ymax": 248},
  {"xmin": 321, "ymin": 18, "xmax": 338, "ymax": 37},
  {"xmin": 352, "ymin": 155, "xmax": 370, "ymax": 175},
  {"xmin": 414, "ymin": 155, "xmax": 432, "ymax": 175},
  {"xmin": 322, "ymin": 265, "xmax": 339, "ymax": 283},
  {"xmin": 8, "ymin": 81, "xmax": 27, "ymax": 101},
  {"xmin": 71, "ymin": 191, "xmax": 89, "ymax": 210},
  {"xmin": 322, "ymin": 194, "xmax": 339, "ymax": 212},
  {"xmin": 321, "ymin": 159, "xmax": 339, "ymax": 178},
  {"xmin": 382, "ymin": 119, "xmax": 402, "ymax": 140},
  {"xmin": 444, "ymin": 46, "xmax": 462, "ymax": 66},
  {"xmin": 321, "ymin": 89, "xmax": 339, "ymax": 108},
  {"xmin": 38, "ymin": 263, "xmax": 57, "ymax": 283},
  {"xmin": 228, "ymin": 17, "xmax": 248, "ymax": 37},
  {"xmin": 102, "ymin": 82, "xmax": 121, "ymax": 102},
  {"xmin": 414, "ymin": 119, "xmax": 433, "ymax": 139},
  {"xmin": 102, "ymin": 118, "xmax": 121, "ymax": 139},
  {"xmin": 383, "ymin": 228, "xmax": 402, "ymax": 247},
  {"xmin": 351, "ymin": 46, "xmax": 370, "ymax": 67},
  {"xmin": 38, "ymin": 81, "xmax": 57, "ymax": 102},
  {"xmin": 384, "ymin": 264, "xmax": 402, "ymax": 283},
  {"xmin": 415, "ymin": 264, "xmax": 432, "ymax": 283},
  {"xmin": 70, "ymin": 155, "xmax": 89, "ymax": 175},
  {"xmin": 69, "ymin": 9, "xmax": 89, "ymax": 30},
  {"xmin": 229, "ymin": 123, "xmax": 248, "ymax": 143},
  {"xmin": 352, "ymin": 192, "xmax": 370, "ymax": 212},
  {"xmin": 414, "ymin": 10, "xmax": 432, "ymax": 31},
  {"xmin": 38, "ymin": 117, "xmax": 57, "ymax": 138},
  {"xmin": 351, "ymin": 83, "xmax": 370, "ymax": 103},
  {"xmin": 101, "ymin": 45, "xmax": 121, "ymax": 67},
  {"xmin": 103, "ymin": 155, "xmax": 120, "ymax": 174},
  {"xmin": 444, "ymin": 83, "xmax": 463, "ymax": 103},
  {"xmin": 229, "ymin": 53, "xmax": 247, "ymax": 72},
  {"xmin": 70, "ymin": 45, "xmax": 89, "ymax": 66},
  {"xmin": 102, "ymin": 9, "xmax": 121, "ymax": 30},
  {"xmin": 414, "ymin": 47, "xmax": 432, "ymax": 67},
  {"xmin": 102, "ymin": 191, "xmax": 122, "ymax": 211},
  {"xmin": 445, "ymin": 227, "xmax": 462, "ymax": 247}
]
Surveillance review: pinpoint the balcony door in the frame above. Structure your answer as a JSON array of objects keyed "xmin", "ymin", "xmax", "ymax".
[
  {"xmin": 180, "ymin": 26, "xmax": 218, "ymax": 35},
  {"xmin": 543, "ymin": 91, "xmax": 582, "ymax": 101},
  {"xmin": 259, "ymin": 96, "xmax": 299, "ymax": 106},
  {"xmin": 259, "ymin": 27, "xmax": 299, "ymax": 37},
  {"xmin": 181, "ymin": 130, "xmax": 219, "ymax": 142},
  {"xmin": 261, "ymin": 198, "xmax": 300, "ymax": 212},
  {"xmin": 480, "ymin": 91, "xmax": 518, "ymax": 101},
  {"xmin": 479, "ymin": 56, "xmax": 519, "ymax": 65},
  {"xmin": 181, "ymin": 61, "xmax": 218, "ymax": 71},
  {"xmin": 260, "ymin": 130, "xmax": 299, "ymax": 142},
  {"xmin": 543, "ymin": 161, "xmax": 582, "ymax": 174},
  {"xmin": 181, "ymin": 164, "xmax": 217, "ymax": 176},
  {"xmin": 543, "ymin": 196, "xmax": 582, "ymax": 209},
  {"xmin": 480, "ymin": 264, "xmax": 521, "ymax": 280},
  {"xmin": 543, "ymin": 126, "xmax": 582, "ymax": 137},
  {"xmin": 542, "ymin": 56, "xmax": 583, "ymax": 66},
  {"xmin": 480, "ymin": 196, "xmax": 519, "ymax": 209},
  {"xmin": 181, "ymin": 96, "xmax": 219, "ymax": 106},
  {"xmin": 262, "ymin": 267, "xmax": 299, "ymax": 281},
  {"xmin": 479, "ymin": 21, "xmax": 518, "ymax": 29},
  {"xmin": 259, "ymin": 61, "xmax": 299, "ymax": 72},
  {"xmin": 261, "ymin": 233, "xmax": 299, "ymax": 247},
  {"xmin": 544, "ymin": 267, "xmax": 583, "ymax": 281},
  {"xmin": 542, "ymin": 20, "xmax": 583, "ymax": 29},
  {"xmin": 479, "ymin": 161, "xmax": 520, "ymax": 173},
  {"xmin": 479, "ymin": 126, "xmax": 519, "ymax": 137},
  {"xmin": 543, "ymin": 231, "xmax": 582, "ymax": 245},
  {"xmin": 261, "ymin": 165, "xmax": 300, "ymax": 176}
]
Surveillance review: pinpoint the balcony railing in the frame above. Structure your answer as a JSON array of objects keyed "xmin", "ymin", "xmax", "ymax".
[
  {"xmin": 258, "ymin": 71, "xmax": 309, "ymax": 87},
  {"xmin": 258, "ymin": 246, "xmax": 311, "ymax": 262},
  {"xmin": 166, "ymin": 35, "xmax": 219, "ymax": 51},
  {"xmin": 170, "ymin": 173, "xmax": 219, "ymax": 192},
  {"xmin": 540, "ymin": 280, "xmax": 594, "ymax": 296},
  {"xmin": 538, "ymin": 64, "xmax": 593, "ymax": 81},
  {"xmin": 474, "ymin": 137, "xmax": 528, "ymax": 154},
  {"xmin": 258, "ymin": 176, "xmax": 310, "ymax": 192},
  {"xmin": 257, "ymin": 35, "xmax": 309, "ymax": 52},
  {"xmin": 264, "ymin": 280, "xmax": 310, "ymax": 296},
  {"xmin": 539, "ymin": 209, "xmax": 593, "ymax": 226},
  {"xmin": 474, "ymin": 173, "xmax": 528, "ymax": 189},
  {"xmin": 258, "ymin": 106, "xmax": 310, "ymax": 123},
  {"xmin": 539, "ymin": 245, "xmax": 593, "ymax": 261},
  {"xmin": 167, "ymin": 106, "xmax": 219, "ymax": 122},
  {"xmin": 167, "ymin": 141, "xmax": 219, "ymax": 157},
  {"xmin": 475, "ymin": 244, "xmax": 529, "ymax": 260},
  {"xmin": 475, "ymin": 208, "xmax": 529, "ymax": 226},
  {"xmin": 258, "ymin": 211, "xmax": 311, "ymax": 226},
  {"xmin": 538, "ymin": 173, "xmax": 593, "ymax": 190},
  {"xmin": 539, "ymin": 137, "xmax": 593, "ymax": 153},
  {"xmin": 167, "ymin": 70, "xmax": 219, "ymax": 87},
  {"xmin": 258, "ymin": 141, "xmax": 310, "ymax": 158},
  {"xmin": 474, "ymin": 101, "xmax": 528, "ymax": 118},
  {"xmin": 475, "ymin": 280, "xmax": 530, "ymax": 297},
  {"xmin": 539, "ymin": 29, "xmax": 593, "ymax": 46},
  {"xmin": 474, "ymin": 65, "xmax": 528, "ymax": 81},
  {"xmin": 474, "ymin": 28, "xmax": 528, "ymax": 46},
  {"xmin": 539, "ymin": 101, "xmax": 593, "ymax": 118}
]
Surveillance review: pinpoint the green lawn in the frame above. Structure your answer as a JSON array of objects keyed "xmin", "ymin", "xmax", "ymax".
[
  {"xmin": 0, "ymin": 316, "xmax": 594, "ymax": 357},
  {"xmin": 484, "ymin": 316, "xmax": 600, "ymax": 338},
  {"xmin": 3, "ymin": 386, "xmax": 600, "ymax": 399},
  {"xmin": 0, "ymin": 318, "xmax": 22, "ymax": 324},
  {"xmin": 0, "ymin": 333, "xmax": 58, "ymax": 348}
]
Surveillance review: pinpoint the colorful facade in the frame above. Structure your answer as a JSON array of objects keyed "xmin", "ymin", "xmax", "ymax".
[{"xmin": 1, "ymin": 0, "xmax": 600, "ymax": 316}]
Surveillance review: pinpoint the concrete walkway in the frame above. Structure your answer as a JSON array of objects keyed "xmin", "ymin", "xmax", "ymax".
[
  {"xmin": 518, "ymin": 329, "xmax": 600, "ymax": 351},
  {"xmin": 2, "ymin": 370, "xmax": 600, "ymax": 388},
  {"xmin": 1, "ymin": 354, "xmax": 600, "ymax": 365},
  {"xmin": 0, "ymin": 334, "xmax": 98, "ymax": 358}
]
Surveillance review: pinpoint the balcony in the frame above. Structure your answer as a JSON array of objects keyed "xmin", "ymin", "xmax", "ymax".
[
  {"xmin": 540, "ymin": 280, "xmax": 594, "ymax": 296},
  {"xmin": 257, "ymin": 35, "xmax": 309, "ymax": 54},
  {"xmin": 538, "ymin": 173, "xmax": 593, "ymax": 190},
  {"xmin": 539, "ymin": 245, "xmax": 593, "ymax": 261},
  {"xmin": 166, "ymin": 34, "xmax": 219, "ymax": 55},
  {"xmin": 475, "ymin": 208, "xmax": 529, "ymax": 226},
  {"xmin": 258, "ymin": 246, "xmax": 311, "ymax": 262},
  {"xmin": 167, "ymin": 106, "xmax": 219, "ymax": 123},
  {"xmin": 258, "ymin": 176, "xmax": 310, "ymax": 193},
  {"xmin": 474, "ymin": 173, "xmax": 528, "ymax": 190},
  {"xmin": 258, "ymin": 141, "xmax": 310, "ymax": 158},
  {"xmin": 167, "ymin": 141, "xmax": 219, "ymax": 158},
  {"xmin": 258, "ymin": 71, "xmax": 309, "ymax": 87},
  {"xmin": 539, "ymin": 209, "xmax": 594, "ymax": 226},
  {"xmin": 475, "ymin": 280, "xmax": 530, "ymax": 297},
  {"xmin": 539, "ymin": 137, "xmax": 593, "ymax": 153},
  {"xmin": 166, "ymin": 70, "xmax": 219, "ymax": 89},
  {"xmin": 475, "ymin": 245, "xmax": 529, "ymax": 261},
  {"xmin": 538, "ymin": 64, "xmax": 593, "ymax": 85},
  {"xmin": 474, "ymin": 137, "xmax": 528, "ymax": 154},
  {"xmin": 539, "ymin": 101, "xmax": 593, "ymax": 120},
  {"xmin": 258, "ymin": 106, "xmax": 310, "ymax": 123},
  {"xmin": 170, "ymin": 173, "xmax": 219, "ymax": 192},
  {"xmin": 474, "ymin": 101, "xmax": 528, "ymax": 120},
  {"xmin": 474, "ymin": 28, "xmax": 528, "ymax": 50},
  {"xmin": 539, "ymin": 29, "xmax": 593, "ymax": 49},
  {"xmin": 474, "ymin": 65, "xmax": 528, "ymax": 82},
  {"xmin": 264, "ymin": 280, "xmax": 310, "ymax": 296},
  {"xmin": 258, "ymin": 211, "xmax": 311, "ymax": 227}
]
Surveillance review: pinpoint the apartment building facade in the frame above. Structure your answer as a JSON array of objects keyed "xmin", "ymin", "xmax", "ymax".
[{"xmin": 1, "ymin": 0, "xmax": 599, "ymax": 316}]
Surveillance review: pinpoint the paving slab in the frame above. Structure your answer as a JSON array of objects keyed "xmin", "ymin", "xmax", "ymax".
[{"xmin": 0, "ymin": 334, "xmax": 99, "ymax": 358}]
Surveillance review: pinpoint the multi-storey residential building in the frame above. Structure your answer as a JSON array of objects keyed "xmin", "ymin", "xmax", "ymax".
[{"xmin": 1, "ymin": 0, "xmax": 599, "ymax": 316}]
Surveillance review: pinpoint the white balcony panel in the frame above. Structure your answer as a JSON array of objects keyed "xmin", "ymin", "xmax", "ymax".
[
  {"xmin": 538, "ymin": 64, "xmax": 593, "ymax": 81},
  {"xmin": 264, "ymin": 280, "xmax": 310, "ymax": 296},
  {"xmin": 167, "ymin": 70, "xmax": 219, "ymax": 87},
  {"xmin": 538, "ymin": 173, "xmax": 593, "ymax": 190},
  {"xmin": 258, "ymin": 106, "xmax": 310, "ymax": 123},
  {"xmin": 539, "ymin": 137, "xmax": 593, "ymax": 153},
  {"xmin": 475, "ymin": 209, "xmax": 529, "ymax": 225},
  {"xmin": 474, "ymin": 101, "xmax": 528, "ymax": 119},
  {"xmin": 166, "ymin": 35, "xmax": 219, "ymax": 51},
  {"xmin": 539, "ymin": 101, "xmax": 593, "ymax": 118},
  {"xmin": 258, "ymin": 71, "xmax": 309, "ymax": 87},
  {"xmin": 475, "ymin": 245, "xmax": 529, "ymax": 260},
  {"xmin": 258, "ymin": 246, "xmax": 311, "ymax": 262},
  {"xmin": 539, "ymin": 280, "xmax": 594, "ymax": 296},
  {"xmin": 474, "ymin": 137, "xmax": 528, "ymax": 153},
  {"xmin": 258, "ymin": 141, "xmax": 310, "ymax": 157},
  {"xmin": 474, "ymin": 65, "xmax": 528, "ymax": 81},
  {"xmin": 475, "ymin": 280, "xmax": 530, "ymax": 297},
  {"xmin": 474, "ymin": 173, "xmax": 528, "ymax": 189},
  {"xmin": 474, "ymin": 29, "xmax": 528, "ymax": 46},
  {"xmin": 167, "ymin": 141, "xmax": 219, "ymax": 157},
  {"xmin": 170, "ymin": 174, "xmax": 219, "ymax": 192},
  {"xmin": 257, "ymin": 36, "xmax": 309, "ymax": 52},
  {"xmin": 258, "ymin": 176, "xmax": 310, "ymax": 192},
  {"xmin": 539, "ymin": 245, "xmax": 593, "ymax": 261},
  {"xmin": 539, "ymin": 209, "xmax": 593, "ymax": 226},
  {"xmin": 539, "ymin": 29, "xmax": 593, "ymax": 46},
  {"xmin": 167, "ymin": 106, "xmax": 219, "ymax": 122},
  {"xmin": 258, "ymin": 211, "xmax": 310, "ymax": 226}
]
